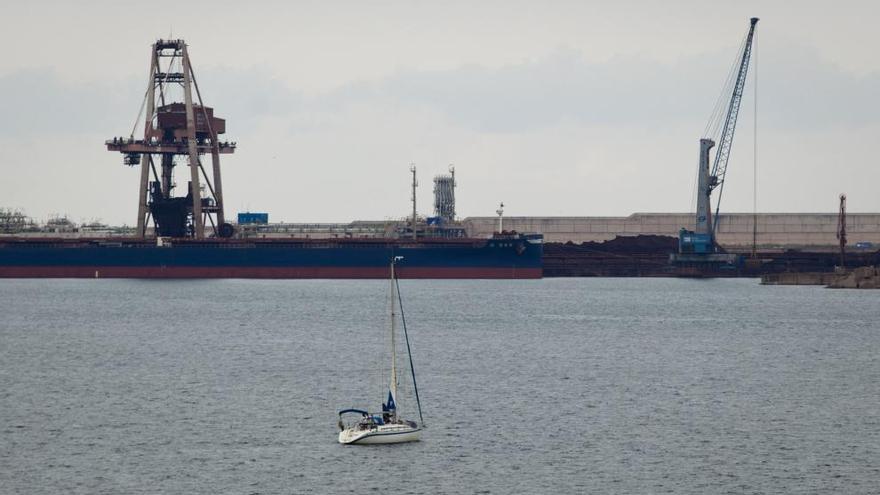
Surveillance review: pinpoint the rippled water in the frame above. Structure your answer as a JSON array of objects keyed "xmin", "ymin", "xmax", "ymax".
[{"xmin": 1, "ymin": 278, "xmax": 878, "ymax": 494}]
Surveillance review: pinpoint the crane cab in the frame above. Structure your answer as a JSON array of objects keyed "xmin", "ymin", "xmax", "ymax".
[{"xmin": 678, "ymin": 229, "xmax": 714, "ymax": 254}]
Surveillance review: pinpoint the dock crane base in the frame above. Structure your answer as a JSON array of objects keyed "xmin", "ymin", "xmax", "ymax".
[{"xmin": 669, "ymin": 252, "xmax": 742, "ymax": 277}]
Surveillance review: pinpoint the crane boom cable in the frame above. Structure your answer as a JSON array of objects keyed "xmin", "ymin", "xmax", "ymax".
[
  {"xmin": 703, "ymin": 33, "xmax": 749, "ymax": 139},
  {"xmin": 130, "ymin": 68, "xmax": 154, "ymax": 139},
  {"xmin": 752, "ymin": 39, "xmax": 758, "ymax": 257},
  {"xmin": 696, "ymin": 36, "xmax": 745, "ymax": 218}
]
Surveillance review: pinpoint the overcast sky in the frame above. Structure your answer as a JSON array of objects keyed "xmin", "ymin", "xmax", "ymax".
[{"xmin": 1, "ymin": 0, "xmax": 878, "ymax": 225}]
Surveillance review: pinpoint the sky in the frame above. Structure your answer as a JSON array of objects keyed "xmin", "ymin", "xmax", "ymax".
[{"xmin": 1, "ymin": 0, "xmax": 878, "ymax": 225}]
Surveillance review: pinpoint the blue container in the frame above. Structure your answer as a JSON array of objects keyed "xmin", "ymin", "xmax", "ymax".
[{"xmin": 238, "ymin": 212, "xmax": 269, "ymax": 224}]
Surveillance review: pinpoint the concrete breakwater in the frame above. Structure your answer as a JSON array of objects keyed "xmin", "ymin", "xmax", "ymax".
[
  {"xmin": 828, "ymin": 266, "xmax": 880, "ymax": 289},
  {"xmin": 761, "ymin": 266, "xmax": 880, "ymax": 289},
  {"xmin": 463, "ymin": 213, "xmax": 880, "ymax": 248},
  {"xmin": 761, "ymin": 272, "xmax": 841, "ymax": 286}
]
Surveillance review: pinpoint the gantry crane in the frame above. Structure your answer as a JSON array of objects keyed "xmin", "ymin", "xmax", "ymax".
[
  {"xmin": 106, "ymin": 39, "xmax": 235, "ymax": 239},
  {"xmin": 673, "ymin": 18, "xmax": 758, "ymax": 268}
]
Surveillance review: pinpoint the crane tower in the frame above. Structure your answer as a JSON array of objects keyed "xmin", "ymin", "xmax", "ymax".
[
  {"xmin": 673, "ymin": 18, "xmax": 758, "ymax": 269},
  {"xmin": 106, "ymin": 39, "xmax": 236, "ymax": 239}
]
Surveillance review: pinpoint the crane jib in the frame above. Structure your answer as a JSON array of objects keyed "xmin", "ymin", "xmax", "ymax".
[
  {"xmin": 674, "ymin": 17, "xmax": 758, "ymax": 262},
  {"xmin": 710, "ymin": 17, "xmax": 759, "ymax": 238}
]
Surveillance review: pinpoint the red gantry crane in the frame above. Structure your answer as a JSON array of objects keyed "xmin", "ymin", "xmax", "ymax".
[{"xmin": 106, "ymin": 39, "xmax": 236, "ymax": 239}]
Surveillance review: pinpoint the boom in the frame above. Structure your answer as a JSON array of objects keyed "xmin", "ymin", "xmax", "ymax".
[
  {"xmin": 710, "ymin": 17, "xmax": 759, "ymax": 238},
  {"xmin": 675, "ymin": 17, "xmax": 758, "ymax": 263}
]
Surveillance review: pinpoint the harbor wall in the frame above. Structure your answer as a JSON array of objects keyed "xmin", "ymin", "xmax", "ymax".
[
  {"xmin": 462, "ymin": 213, "xmax": 880, "ymax": 248},
  {"xmin": 8, "ymin": 213, "xmax": 880, "ymax": 249}
]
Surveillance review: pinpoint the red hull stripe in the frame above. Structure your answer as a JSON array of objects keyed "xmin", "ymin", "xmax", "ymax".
[{"xmin": 0, "ymin": 266, "xmax": 542, "ymax": 279}]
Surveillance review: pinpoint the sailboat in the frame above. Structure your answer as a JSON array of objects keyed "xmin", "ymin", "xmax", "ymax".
[{"xmin": 337, "ymin": 256, "xmax": 424, "ymax": 445}]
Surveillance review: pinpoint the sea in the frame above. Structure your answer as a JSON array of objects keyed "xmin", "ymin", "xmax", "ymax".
[{"xmin": 1, "ymin": 278, "xmax": 878, "ymax": 494}]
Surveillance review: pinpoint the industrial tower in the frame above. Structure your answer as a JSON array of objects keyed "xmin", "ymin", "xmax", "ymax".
[
  {"xmin": 106, "ymin": 39, "xmax": 235, "ymax": 238},
  {"xmin": 432, "ymin": 166, "xmax": 456, "ymax": 223}
]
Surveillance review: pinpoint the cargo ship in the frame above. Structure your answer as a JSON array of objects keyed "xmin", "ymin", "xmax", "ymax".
[
  {"xmin": 0, "ymin": 233, "xmax": 543, "ymax": 279},
  {"xmin": 0, "ymin": 39, "xmax": 544, "ymax": 279}
]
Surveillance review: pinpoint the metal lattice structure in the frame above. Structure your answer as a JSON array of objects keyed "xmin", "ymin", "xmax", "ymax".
[
  {"xmin": 432, "ymin": 166, "xmax": 456, "ymax": 222},
  {"xmin": 687, "ymin": 17, "xmax": 758, "ymax": 251},
  {"xmin": 106, "ymin": 39, "xmax": 235, "ymax": 238},
  {"xmin": 707, "ymin": 18, "xmax": 759, "ymax": 238},
  {"xmin": 674, "ymin": 18, "xmax": 758, "ymax": 264}
]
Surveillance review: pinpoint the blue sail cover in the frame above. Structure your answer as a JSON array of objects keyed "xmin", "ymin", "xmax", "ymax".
[{"xmin": 382, "ymin": 391, "xmax": 396, "ymax": 412}]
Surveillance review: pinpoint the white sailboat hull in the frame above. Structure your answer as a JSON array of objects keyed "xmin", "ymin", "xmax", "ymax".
[
  {"xmin": 337, "ymin": 258, "xmax": 424, "ymax": 446},
  {"xmin": 338, "ymin": 424, "xmax": 422, "ymax": 445}
]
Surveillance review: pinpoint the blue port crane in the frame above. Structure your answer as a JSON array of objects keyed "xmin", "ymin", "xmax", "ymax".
[{"xmin": 678, "ymin": 17, "xmax": 759, "ymax": 258}]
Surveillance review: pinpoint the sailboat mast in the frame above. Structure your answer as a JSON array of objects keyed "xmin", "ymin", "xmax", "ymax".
[{"xmin": 389, "ymin": 259, "xmax": 398, "ymax": 403}]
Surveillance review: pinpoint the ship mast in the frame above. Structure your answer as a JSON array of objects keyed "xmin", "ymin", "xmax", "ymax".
[
  {"xmin": 389, "ymin": 258, "xmax": 399, "ymax": 405},
  {"xmin": 410, "ymin": 164, "xmax": 418, "ymax": 240}
]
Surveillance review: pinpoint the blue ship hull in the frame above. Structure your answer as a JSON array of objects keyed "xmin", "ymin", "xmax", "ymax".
[{"xmin": 0, "ymin": 235, "xmax": 543, "ymax": 279}]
